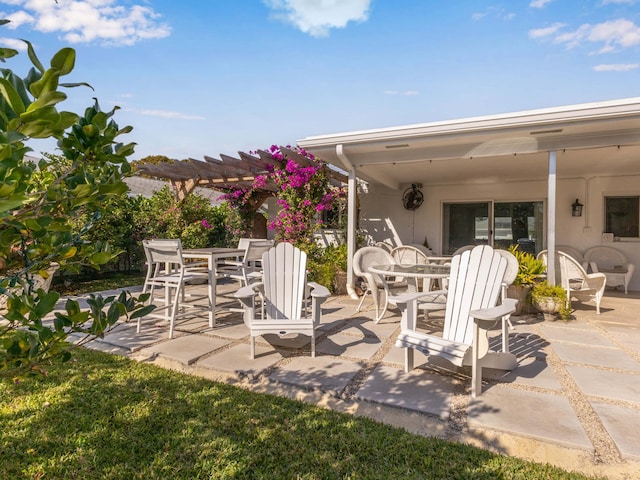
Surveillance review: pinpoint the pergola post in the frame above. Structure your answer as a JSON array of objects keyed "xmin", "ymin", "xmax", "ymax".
[{"xmin": 337, "ymin": 145, "xmax": 359, "ymax": 299}]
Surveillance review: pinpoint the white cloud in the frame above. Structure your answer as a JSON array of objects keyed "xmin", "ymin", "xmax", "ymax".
[
  {"xmin": 384, "ymin": 90, "xmax": 419, "ymax": 96},
  {"xmin": 589, "ymin": 19, "xmax": 640, "ymax": 51},
  {"xmin": 0, "ymin": 0, "xmax": 170, "ymax": 46},
  {"xmin": 530, "ymin": 0, "xmax": 554, "ymax": 8},
  {"xmin": 528, "ymin": 22, "xmax": 566, "ymax": 39},
  {"xmin": 130, "ymin": 108, "xmax": 205, "ymax": 121},
  {"xmin": 544, "ymin": 19, "xmax": 640, "ymax": 53},
  {"xmin": 602, "ymin": 0, "xmax": 636, "ymax": 4},
  {"xmin": 471, "ymin": 7, "xmax": 515, "ymax": 22},
  {"xmin": 0, "ymin": 36, "xmax": 27, "ymax": 50},
  {"xmin": 593, "ymin": 63, "xmax": 639, "ymax": 71},
  {"xmin": 263, "ymin": 0, "xmax": 371, "ymax": 37}
]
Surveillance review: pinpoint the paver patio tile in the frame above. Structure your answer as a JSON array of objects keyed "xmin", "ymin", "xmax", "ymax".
[
  {"xmin": 565, "ymin": 365, "xmax": 640, "ymax": 404},
  {"xmin": 208, "ymin": 321, "xmax": 249, "ymax": 339},
  {"xmin": 540, "ymin": 324, "xmax": 616, "ymax": 347},
  {"xmin": 335, "ymin": 317, "xmax": 399, "ymax": 339},
  {"xmin": 269, "ymin": 356, "xmax": 363, "ymax": 396},
  {"xmin": 144, "ymin": 335, "xmax": 231, "ymax": 365},
  {"xmin": 597, "ymin": 323, "xmax": 640, "ymax": 352},
  {"xmin": 98, "ymin": 321, "xmax": 170, "ymax": 351},
  {"xmin": 486, "ymin": 355, "xmax": 562, "ymax": 390},
  {"xmin": 552, "ymin": 342, "xmax": 640, "ymax": 371},
  {"xmin": 197, "ymin": 343, "xmax": 284, "ymax": 377},
  {"xmin": 468, "ymin": 386, "xmax": 592, "ymax": 451},
  {"xmin": 316, "ymin": 332, "xmax": 384, "ymax": 360},
  {"xmin": 499, "ymin": 332, "xmax": 551, "ymax": 359},
  {"xmin": 356, "ymin": 365, "xmax": 454, "ymax": 420},
  {"xmin": 590, "ymin": 402, "xmax": 640, "ymax": 461}
]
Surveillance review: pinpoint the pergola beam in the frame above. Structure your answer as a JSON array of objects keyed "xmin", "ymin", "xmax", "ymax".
[{"xmin": 136, "ymin": 146, "xmax": 347, "ymax": 201}]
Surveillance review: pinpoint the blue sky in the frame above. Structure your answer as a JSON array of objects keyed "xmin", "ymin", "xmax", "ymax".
[{"xmin": 1, "ymin": 0, "xmax": 639, "ymax": 161}]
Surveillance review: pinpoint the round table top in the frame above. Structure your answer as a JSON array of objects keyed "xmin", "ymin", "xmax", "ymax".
[{"xmin": 369, "ymin": 263, "xmax": 451, "ymax": 279}]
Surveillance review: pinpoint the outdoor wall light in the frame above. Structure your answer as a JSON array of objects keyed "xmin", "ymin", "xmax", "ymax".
[{"xmin": 571, "ymin": 199, "xmax": 584, "ymax": 217}]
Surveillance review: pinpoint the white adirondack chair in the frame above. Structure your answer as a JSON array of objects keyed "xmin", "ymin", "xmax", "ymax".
[
  {"xmin": 390, "ymin": 245, "xmax": 518, "ymax": 397},
  {"xmin": 234, "ymin": 242, "xmax": 330, "ymax": 359}
]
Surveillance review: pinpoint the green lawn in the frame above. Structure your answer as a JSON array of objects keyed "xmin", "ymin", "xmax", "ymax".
[
  {"xmin": 54, "ymin": 272, "xmax": 146, "ymax": 296},
  {"xmin": 1, "ymin": 348, "xmax": 601, "ymax": 479}
]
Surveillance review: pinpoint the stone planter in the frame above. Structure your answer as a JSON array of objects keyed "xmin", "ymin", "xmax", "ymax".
[
  {"xmin": 532, "ymin": 295, "xmax": 564, "ymax": 315},
  {"xmin": 506, "ymin": 284, "xmax": 532, "ymax": 316}
]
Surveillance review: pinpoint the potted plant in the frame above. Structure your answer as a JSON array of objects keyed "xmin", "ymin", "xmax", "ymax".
[
  {"xmin": 531, "ymin": 281, "xmax": 571, "ymax": 320},
  {"xmin": 506, "ymin": 246, "xmax": 546, "ymax": 315}
]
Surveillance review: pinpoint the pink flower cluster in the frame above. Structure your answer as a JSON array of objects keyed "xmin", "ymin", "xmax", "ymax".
[{"xmin": 222, "ymin": 144, "xmax": 344, "ymax": 246}]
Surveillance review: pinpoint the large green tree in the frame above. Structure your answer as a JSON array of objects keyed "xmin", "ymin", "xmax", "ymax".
[{"xmin": 0, "ymin": 20, "xmax": 151, "ymax": 375}]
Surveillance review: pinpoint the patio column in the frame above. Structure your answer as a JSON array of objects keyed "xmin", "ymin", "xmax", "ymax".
[
  {"xmin": 547, "ymin": 150, "xmax": 557, "ymax": 285},
  {"xmin": 336, "ymin": 144, "xmax": 359, "ymax": 299}
]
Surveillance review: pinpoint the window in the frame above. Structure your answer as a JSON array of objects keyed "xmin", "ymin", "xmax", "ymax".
[{"xmin": 605, "ymin": 196, "xmax": 639, "ymax": 238}]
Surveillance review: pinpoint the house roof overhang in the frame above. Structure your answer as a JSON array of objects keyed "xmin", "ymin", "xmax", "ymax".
[{"xmin": 297, "ymin": 97, "xmax": 640, "ymax": 190}]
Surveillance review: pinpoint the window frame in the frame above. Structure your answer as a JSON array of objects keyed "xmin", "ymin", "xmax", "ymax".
[{"xmin": 604, "ymin": 195, "xmax": 640, "ymax": 239}]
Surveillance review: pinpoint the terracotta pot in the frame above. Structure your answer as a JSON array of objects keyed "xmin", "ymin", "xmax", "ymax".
[{"xmin": 506, "ymin": 284, "xmax": 532, "ymax": 316}]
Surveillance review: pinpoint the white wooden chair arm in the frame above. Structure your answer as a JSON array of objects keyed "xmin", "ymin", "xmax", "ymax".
[
  {"xmin": 235, "ymin": 282, "xmax": 264, "ymax": 300},
  {"xmin": 307, "ymin": 282, "xmax": 331, "ymax": 299},
  {"xmin": 470, "ymin": 298, "xmax": 517, "ymax": 323}
]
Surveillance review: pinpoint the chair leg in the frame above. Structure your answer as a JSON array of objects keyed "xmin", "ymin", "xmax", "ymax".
[
  {"xmin": 356, "ymin": 288, "xmax": 369, "ymax": 312},
  {"xmin": 372, "ymin": 288, "xmax": 381, "ymax": 321},
  {"xmin": 471, "ymin": 323, "xmax": 483, "ymax": 397},
  {"xmin": 404, "ymin": 347, "xmax": 414, "ymax": 372},
  {"xmin": 250, "ymin": 336, "xmax": 256, "ymax": 359},
  {"xmin": 168, "ymin": 283, "xmax": 182, "ymax": 339},
  {"xmin": 311, "ymin": 334, "xmax": 315, "ymax": 358},
  {"xmin": 375, "ymin": 289, "xmax": 389, "ymax": 323}
]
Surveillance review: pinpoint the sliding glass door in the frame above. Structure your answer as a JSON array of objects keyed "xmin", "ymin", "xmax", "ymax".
[
  {"xmin": 493, "ymin": 201, "xmax": 544, "ymax": 253},
  {"xmin": 443, "ymin": 201, "xmax": 544, "ymax": 255},
  {"xmin": 443, "ymin": 203, "xmax": 490, "ymax": 255}
]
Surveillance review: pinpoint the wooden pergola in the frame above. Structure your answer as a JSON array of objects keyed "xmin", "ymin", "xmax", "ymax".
[{"xmin": 135, "ymin": 146, "xmax": 348, "ymax": 204}]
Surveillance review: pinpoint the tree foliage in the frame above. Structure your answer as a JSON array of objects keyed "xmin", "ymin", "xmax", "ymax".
[
  {"xmin": 138, "ymin": 186, "xmax": 230, "ymax": 249},
  {"xmin": 0, "ymin": 24, "xmax": 152, "ymax": 375}
]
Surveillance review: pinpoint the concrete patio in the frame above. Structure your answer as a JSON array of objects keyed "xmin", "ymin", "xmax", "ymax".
[{"xmin": 66, "ymin": 281, "xmax": 640, "ymax": 479}]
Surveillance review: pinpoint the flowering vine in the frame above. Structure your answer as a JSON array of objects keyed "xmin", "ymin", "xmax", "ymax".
[{"xmin": 220, "ymin": 145, "xmax": 345, "ymax": 250}]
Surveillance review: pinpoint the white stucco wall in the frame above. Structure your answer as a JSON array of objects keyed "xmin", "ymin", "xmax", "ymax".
[{"xmin": 358, "ymin": 174, "xmax": 640, "ymax": 291}]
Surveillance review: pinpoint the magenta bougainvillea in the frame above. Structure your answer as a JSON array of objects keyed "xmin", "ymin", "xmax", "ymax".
[{"xmin": 220, "ymin": 145, "xmax": 344, "ymax": 249}]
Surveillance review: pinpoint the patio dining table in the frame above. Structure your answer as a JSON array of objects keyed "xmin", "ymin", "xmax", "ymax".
[
  {"xmin": 369, "ymin": 263, "xmax": 451, "ymax": 294},
  {"xmin": 182, "ymin": 247, "xmax": 244, "ymax": 324}
]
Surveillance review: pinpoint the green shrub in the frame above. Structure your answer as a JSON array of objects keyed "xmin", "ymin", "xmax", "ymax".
[
  {"xmin": 307, "ymin": 243, "xmax": 348, "ymax": 293},
  {"xmin": 137, "ymin": 186, "xmax": 230, "ymax": 248},
  {"xmin": 508, "ymin": 245, "xmax": 546, "ymax": 286}
]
